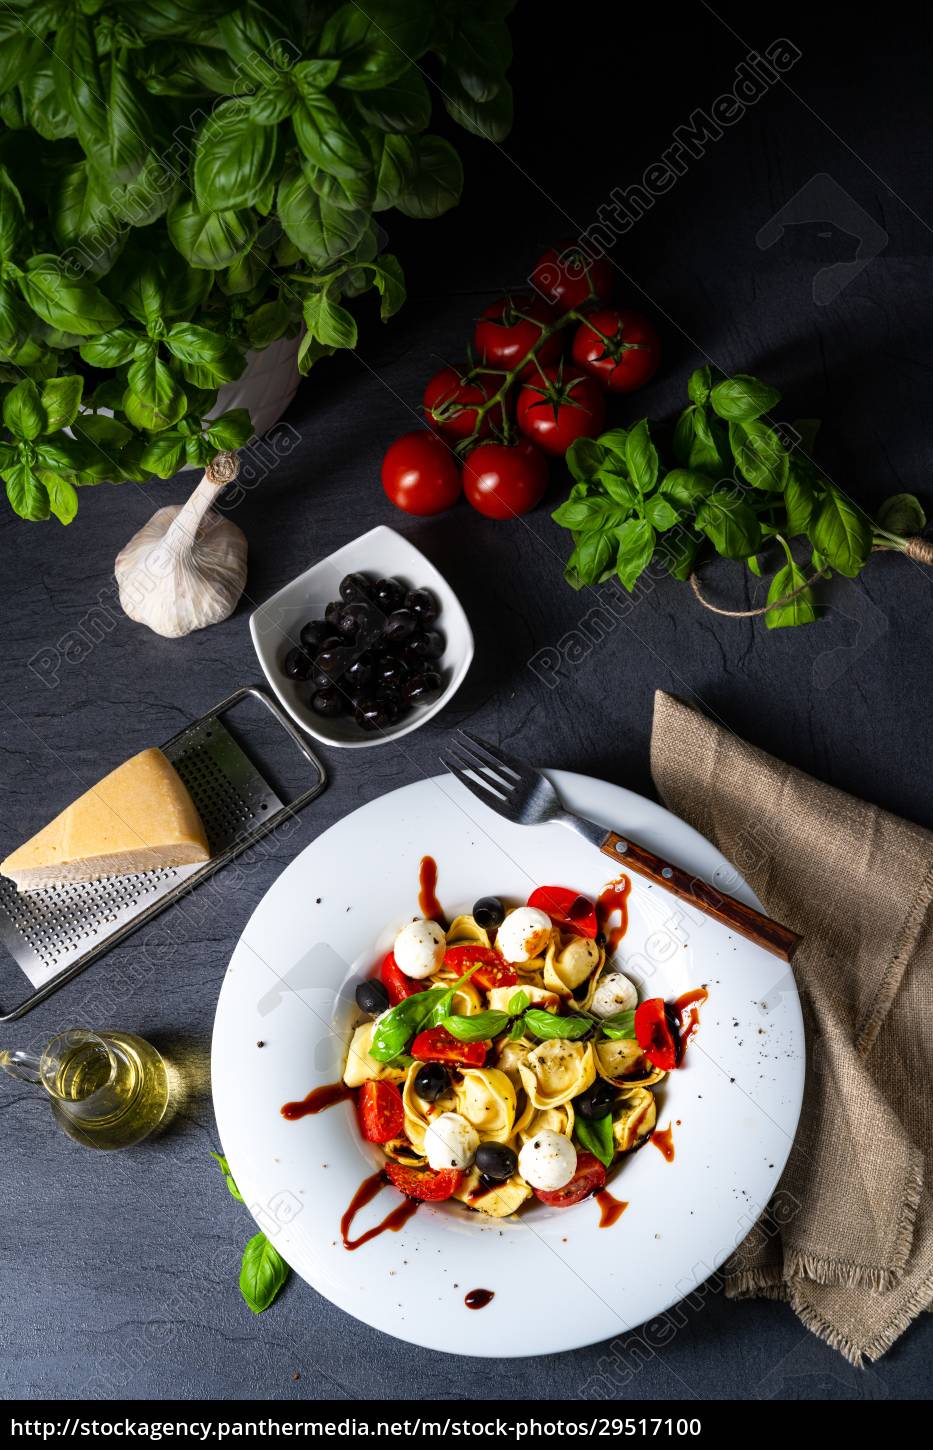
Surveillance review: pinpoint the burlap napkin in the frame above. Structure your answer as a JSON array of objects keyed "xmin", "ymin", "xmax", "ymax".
[{"xmin": 650, "ymin": 690, "xmax": 933, "ymax": 1364}]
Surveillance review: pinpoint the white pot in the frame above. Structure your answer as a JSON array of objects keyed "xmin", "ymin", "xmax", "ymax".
[{"xmin": 206, "ymin": 333, "xmax": 302, "ymax": 439}]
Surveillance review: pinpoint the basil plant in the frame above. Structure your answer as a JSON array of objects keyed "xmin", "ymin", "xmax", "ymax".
[{"xmin": 0, "ymin": 0, "xmax": 515, "ymax": 522}]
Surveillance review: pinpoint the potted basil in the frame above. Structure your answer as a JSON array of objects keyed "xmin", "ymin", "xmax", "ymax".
[{"xmin": 0, "ymin": 0, "xmax": 516, "ymax": 524}]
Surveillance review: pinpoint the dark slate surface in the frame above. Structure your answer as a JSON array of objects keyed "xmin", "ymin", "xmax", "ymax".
[{"xmin": 1, "ymin": 4, "xmax": 930, "ymax": 1404}]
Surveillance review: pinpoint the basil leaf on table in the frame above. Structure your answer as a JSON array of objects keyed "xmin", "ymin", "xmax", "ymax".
[
  {"xmin": 695, "ymin": 491, "xmax": 761, "ymax": 559},
  {"xmin": 615, "ymin": 517, "xmax": 656, "ymax": 591},
  {"xmin": 709, "ymin": 375, "xmax": 781, "ymax": 422},
  {"xmin": 575, "ymin": 1113, "xmax": 615, "ymax": 1169},
  {"xmin": 625, "ymin": 419, "xmax": 659, "ymax": 493},
  {"xmin": 239, "ymin": 1232, "xmax": 289, "ymax": 1315},
  {"xmin": 442, "ymin": 1010, "xmax": 509, "ymax": 1042},
  {"xmin": 876, "ymin": 492, "xmax": 926, "ymax": 535},
  {"xmin": 209, "ymin": 1150, "xmax": 244, "ymax": 1204},
  {"xmin": 523, "ymin": 1010, "xmax": 592, "ymax": 1042},
  {"xmin": 765, "ymin": 562, "xmax": 818, "ymax": 630},
  {"xmin": 809, "ymin": 486, "xmax": 872, "ymax": 577}
]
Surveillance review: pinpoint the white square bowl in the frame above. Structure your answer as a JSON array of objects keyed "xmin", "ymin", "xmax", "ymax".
[{"xmin": 249, "ymin": 525, "xmax": 474, "ymax": 750}]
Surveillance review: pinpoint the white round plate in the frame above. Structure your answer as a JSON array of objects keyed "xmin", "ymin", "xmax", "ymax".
[{"xmin": 211, "ymin": 771, "xmax": 804, "ymax": 1357}]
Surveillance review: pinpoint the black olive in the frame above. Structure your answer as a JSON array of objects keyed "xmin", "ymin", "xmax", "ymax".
[
  {"xmin": 475, "ymin": 1142, "xmax": 517, "ymax": 1182},
  {"xmin": 340, "ymin": 572, "xmax": 371, "ymax": 603},
  {"xmin": 473, "ymin": 895, "xmax": 505, "ymax": 929},
  {"xmin": 383, "ymin": 608, "xmax": 416, "ymax": 643},
  {"xmin": 574, "ymin": 1080, "xmax": 617, "ymax": 1120},
  {"xmin": 299, "ymin": 619, "xmax": 329, "ymax": 652},
  {"xmin": 335, "ymin": 607, "xmax": 362, "ymax": 639},
  {"xmin": 355, "ymin": 979, "xmax": 389, "ymax": 1015},
  {"xmin": 374, "ymin": 577, "xmax": 406, "ymax": 612},
  {"xmin": 379, "ymin": 689, "xmax": 402, "ymax": 723},
  {"xmin": 310, "ymin": 687, "xmax": 345, "ymax": 718},
  {"xmin": 324, "ymin": 599, "xmax": 343, "ymax": 627},
  {"xmin": 344, "ymin": 653, "xmax": 373, "ymax": 691},
  {"xmin": 403, "ymin": 671, "xmax": 441, "ymax": 706},
  {"xmin": 283, "ymin": 646, "xmax": 313, "ymax": 681},
  {"xmin": 316, "ymin": 644, "xmax": 349, "ymax": 677},
  {"xmin": 414, "ymin": 1063, "xmax": 449, "ymax": 1102},
  {"xmin": 374, "ymin": 653, "xmax": 406, "ymax": 689},
  {"xmin": 406, "ymin": 587, "xmax": 438, "ymax": 625},
  {"xmin": 407, "ymin": 629, "xmax": 444, "ymax": 661},
  {"xmin": 355, "ymin": 697, "xmax": 389, "ymax": 730}
]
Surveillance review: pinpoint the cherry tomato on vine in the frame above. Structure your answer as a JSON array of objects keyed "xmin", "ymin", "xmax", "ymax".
[
  {"xmin": 533, "ymin": 1151, "xmax": 606, "ymax": 1207},
  {"xmin": 474, "ymin": 294, "xmax": 562, "ymax": 376},
  {"xmin": 462, "ymin": 439, "xmax": 549, "ymax": 520},
  {"xmin": 530, "ymin": 241, "xmax": 614, "ymax": 313},
  {"xmin": 516, "ymin": 364, "xmax": 606, "ymax": 457},
  {"xmin": 381, "ymin": 430, "xmax": 461, "ymax": 516},
  {"xmin": 571, "ymin": 308, "xmax": 661, "ymax": 393},
  {"xmin": 423, "ymin": 366, "xmax": 496, "ymax": 441}
]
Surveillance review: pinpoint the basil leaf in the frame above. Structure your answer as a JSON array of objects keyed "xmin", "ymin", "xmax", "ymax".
[
  {"xmin": 659, "ymin": 468, "xmax": 713, "ymax": 510},
  {"xmin": 689, "ymin": 407, "xmax": 730, "ymax": 474},
  {"xmin": 293, "ymin": 92, "xmax": 370, "ymax": 180},
  {"xmin": 575, "ymin": 1113, "xmax": 614, "ymax": 1168},
  {"xmin": 442, "ymin": 1010, "xmax": 508, "ymax": 1042},
  {"xmin": 710, "ymin": 375, "xmax": 781, "ymax": 422},
  {"xmin": 367, "ymin": 255, "xmax": 406, "ymax": 321},
  {"xmin": 687, "ymin": 366, "xmax": 711, "ymax": 405},
  {"xmin": 122, "ymin": 385, "xmax": 186, "ymax": 433},
  {"xmin": 138, "ymin": 434, "xmax": 186, "ymax": 479},
  {"xmin": 425, "ymin": 964, "xmax": 481, "ymax": 1027},
  {"xmin": 764, "ymin": 561, "xmax": 818, "ymax": 630},
  {"xmin": 508, "ymin": 1017, "xmax": 526, "ymax": 1041},
  {"xmin": 730, "ymin": 420, "xmax": 789, "ymax": 491},
  {"xmin": 596, "ymin": 462, "xmax": 638, "ymax": 509},
  {"xmin": 784, "ymin": 465, "xmax": 819, "ymax": 535},
  {"xmin": 322, "ymin": 2, "xmax": 430, "ymax": 92},
  {"xmin": 167, "ymin": 198, "xmax": 257, "ymax": 269},
  {"xmin": 443, "ymin": 72, "xmax": 513, "ymax": 144},
  {"xmin": 79, "ymin": 326, "xmax": 142, "ymax": 368},
  {"xmin": 565, "ymin": 436, "xmax": 608, "ymax": 483},
  {"xmin": 564, "ymin": 529, "xmax": 614, "ymax": 589},
  {"xmin": 625, "ymin": 419, "xmax": 658, "ymax": 493},
  {"xmin": 4, "ymin": 462, "xmax": 49, "ymax": 521},
  {"xmin": 127, "ymin": 348, "xmax": 183, "ymax": 416},
  {"xmin": 695, "ymin": 492, "xmax": 761, "ymax": 558},
  {"xmin": 644, "ymin": 494, "xmax": 681, "ymax": 531},
  {"xmin": 209, "ymin": 1149, "xmax": 244, "ymax": 1203},
  {"xmin": 507, "ymin": 990, "xmax": 529, "ymax": 1016},
  {"xmin": 615, "ymin": 517, "xmax": 656, "ymax": 590},
  {"xmin": 207, "ymin": 409, "xmax": 253, "ymax": 450},
  {"xmin": 194, "ymin": 101, "xmax": 281, "ymax": 210},
  {"xmin": 165, "ymin": 323, "xmax": 243, "ymax": 382},
  {"xmin": 3, "ymin": 379, "xmax": 45, "ymax": 441},
  {"xmin": 396, "ymin": 136, "xmax": 463, "ymax": 220},
  {"xmin": 302, "ymin": 291, "xmax": 358, "ymax": 349},
  {"xmin": 0, "ymin": 164, "xmax": 24, "ymax": 259},
  {"xmin": 40, "ymin": 375, "xmax": 83, "ymax": 433},
  {"xmin": 277, "ymin": 164, "xmax": 368, "ymax": 265},
  {"xmin": 657, "ymin": 530, "xmax": 702, "ymax": 581},
  {"xmin": 876, "ymin": 492, "xmax": 926, "ymax": 536},
  {"xmin": 356, "ymin": 69, "xmax": 432, "ymax": 133},
  {"xmin": 19, "ymin": 258, "xmax": 122, "ymax": 336},
  {"xmin": 523, "ymin": 1010, "xmax": 591, "ymax": 1042},
  {"xmin": 370, "ymin": 964, "xmax": 480, "ymax": 1062},
  {"xmin": 42, "ymin": 475, "xmax": 79, "ymax": 526},
  {"xmin": 239, "ymin": 1232, "xmax": 289, "ymax": 1315},
  {"xmin": 809, "ymin": 486, "xmax": 872, "ymax": 577},
  {"xmin": 600, "ymin": 1009, "xmax": 636, "ymax": 1040}
]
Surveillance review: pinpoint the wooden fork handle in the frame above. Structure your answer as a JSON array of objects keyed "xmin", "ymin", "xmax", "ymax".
[{"xmin": 600, "ymin": 831, "xmax": 800, "ymax": 962}]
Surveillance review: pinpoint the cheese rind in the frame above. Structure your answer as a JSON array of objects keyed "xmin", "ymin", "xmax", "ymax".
[{"xmin": 1, "ymin": 748, "xmax": 210, "ymax": 892}]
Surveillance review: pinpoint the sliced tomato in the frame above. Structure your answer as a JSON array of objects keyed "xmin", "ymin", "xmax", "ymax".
[
  {"xmin": 385, "ymin": 1162, "xmax": 463, "ymax": 1201},
  {"xmin": 534, "ymin": 1151, "xmax": 607, "ymax": 1206},
  {"xmin": 527, "ymin": 886, "xmax": 598, "ymax": 939},
  {"xmin": 380, "ymin": 950, "xmax": 422, "ymax": 1005},
  {"xmin": 410, "ymin": 1025, "xmax": 489, "ymax": 1067},
  {"xmin": 634, "ymin": 998, "xmax": 679, "ymax": 1072},
  {"xmin": 443, "ymin": 944, "xmax": 519, "ymax": 990},
  {"xmin": 357, "ymin": 1080, "xmax": 404, "ymax": 1143}
]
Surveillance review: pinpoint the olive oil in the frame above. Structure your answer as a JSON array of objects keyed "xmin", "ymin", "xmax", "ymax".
[{"xmin": 0, "ymin": 1029, "xmax": 170, "ymax": 1149}]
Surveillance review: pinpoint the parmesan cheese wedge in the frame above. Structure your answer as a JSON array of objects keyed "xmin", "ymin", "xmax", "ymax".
[{"xmin": 0, "ymin": 748, "xmax": 210, "ymax": 893}]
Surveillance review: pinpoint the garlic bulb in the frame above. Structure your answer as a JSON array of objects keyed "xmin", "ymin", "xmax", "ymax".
[{"xmin": 115, "ymin": 452, "xmax": 247, "ymax": 639}]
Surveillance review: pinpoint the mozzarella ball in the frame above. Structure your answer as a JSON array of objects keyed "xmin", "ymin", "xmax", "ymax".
[
  {"xmin": 497, "ymin": 906, "xmax": 552, "ymax": 963},
  {"xmin": 423, "ymin": 1112, "xmax": 479, "ymax": 1171},
  {"xmin": 518, "ymin": 1130, "xmax": 577, "ymax": 1191},
  {"xmin": 394, "ymin": 918, "xmax": 446, "ymax": 979},
  {"xmin": 589, "ymin": 971, "xmax": 638, "ymax": 1019}
]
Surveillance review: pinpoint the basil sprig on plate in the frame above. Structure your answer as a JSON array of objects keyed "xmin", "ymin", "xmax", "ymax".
[
  {"xmin": 522, "ymin": 1009, "xmax": 592, "ymax": 1041},
  {"xmin": 443, "ymin": 1010, "xmax": 510, "ymax": 1042},
  {"xmin": 574, "ymin": 1114, "xmax": 615, "ymax": 1168},
  {"xmin": 369, "ymin": 965, "xmax": 479, "ymax": 1062},
  {"xmin": 599, "ymin": 1009, "xmax": 636, "ymax": 1040},
  {"xmin": 552, "ymin": 366, "xmax": 928, "ymax": 630}
]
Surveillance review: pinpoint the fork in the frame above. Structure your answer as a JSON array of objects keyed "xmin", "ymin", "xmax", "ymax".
[{"xmin": 441, "ymin": 732, "xmax": 800, "ymax": 962}]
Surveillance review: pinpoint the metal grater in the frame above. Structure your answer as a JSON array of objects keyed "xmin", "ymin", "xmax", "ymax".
[{"xmin": 0, "ymin": 686, "xmax": 326, "ymax": 1022}]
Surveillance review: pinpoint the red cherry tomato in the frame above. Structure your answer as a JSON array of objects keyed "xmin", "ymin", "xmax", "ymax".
[
  {"xmin": 571, "ymin": 309, "xmax": 661, "ymax": 393},
  {"xmin": 527, "ymin": 886, "xmax": 598, "ymax": 939},
  {"xmin": 474, "ymin": 294, "xmax": 562, "ymax": 377},
  {"xmin": 410, "ymin": 1025, "xmax": 489, "ymax": 1067},
  {"xmin": 423, "ymin": 366, "xmax": 495, "ymax": 441},
  {"xmin": 357, "ymin": 1080, "xmax": 404, "ymax": 1143},
  {"xmin": 516, "ymin": 365, "xmax": 606, "ymax": 457},
  {"xmin": 462, "ymin": 439, "xmax": 548, "ymax": 520},
  {"xmin": 530, "ymin": 241, "xmax": 614, "ymax": 313},
  {"xmin": 444, "ymin": 944, "xmax": 519, "ymax": 990},
  {"xmin": 385, "ymin": 1162, "xmax": 463, "ymax": 1201},
  {"xmin": 634, "ymin": 998, "xmax": 679, "ymax": 1072},
  {"xmin": 381, "ymin": 430, "xmax": 461, "ymax": 516},
  {"xmin": 380, "ymin": 950, "xmax": 422, "ymax": 1005},
  {"xmin": 534, "ymin": 1151, "xmax": 607, "ymax": 1206}
]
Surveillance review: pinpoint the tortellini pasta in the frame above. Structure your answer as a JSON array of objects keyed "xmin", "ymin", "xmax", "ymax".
[
  {"xmin": 543, "ymin": 932, "xmax": 603, "ymax": 998},
  {"xmin": 594, "ymin": 1037, "xmax": 667, "ymax": 1089},
  {"xmin": 445, "ymin": 914, "xmax": 490, "ymax": 947},
  {"xmin": 454, "ymin": 1067, "xmax": 516, "ymax": 1142},
  {"xmin": 612, "ymin": 1086, "xmax": 657, "ymax": 1151},
  {"xmin": 486, "ymin": 984, "xmax": 559, "ymax": 1014},
  {"xmin": 452, "ymin": 1169, "xmax": 532, "ymax": 1218},
  {"xmin": 493, "ymin": 1036, "xmax": 531, "ymax": 1089},
  {"xmin": 512, "ymin": 1100, "xmax": 575, "ymax": 1143},
  {"xmin": 342, "ymin": 1022, "xmax": 407, "ymax": 1087},
  {"xmin": 518, "ymin": 1038, "xmax": 595, "ymax": 1110}
]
